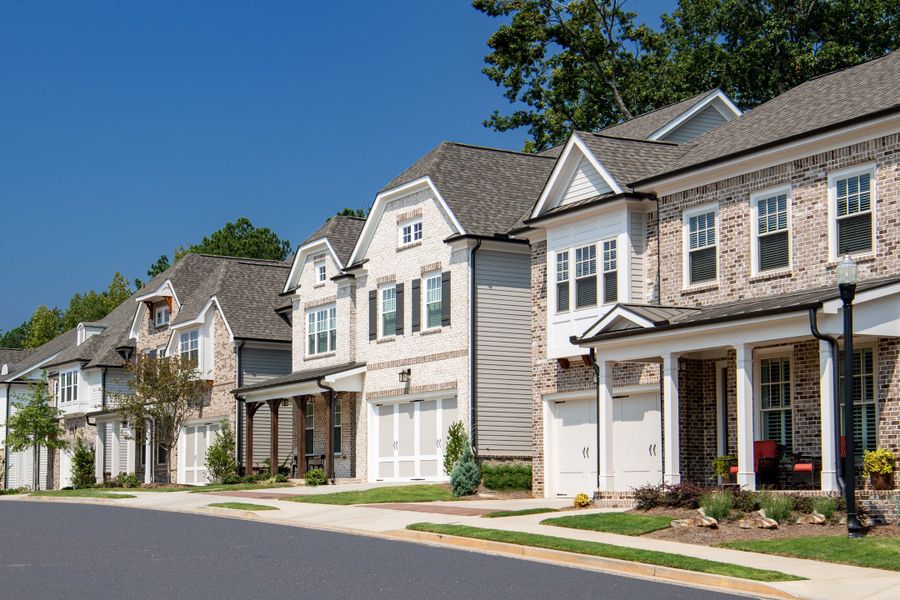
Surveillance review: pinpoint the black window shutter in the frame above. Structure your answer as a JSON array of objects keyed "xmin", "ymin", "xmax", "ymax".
[
  {"xmin": 395, "ymin": 283, "xmax": 405, "ymax": 336},
  {"xmin": 441, "ymin": 271, "xmax": 451, "ymax": 327},
  {"xmin": 368, "ymin": 290, "xmax": 377, "ymax": 340},
  {"xmin": 411, "ymin": 279, "xmax": 421, "ymax": 332}
]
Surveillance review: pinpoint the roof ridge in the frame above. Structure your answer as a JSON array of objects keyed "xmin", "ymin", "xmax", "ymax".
[
  {"xmin": 444, "ymin": 141, "xmax": 557, "ymax": 159},
  {"xmin": 187, "ymin": 252, "xmax": 288, "ymax": 264},
  {"xmin": 580, "ymin": 131, "xmax": 680, "ymax": 146},
  {"xmin": 803, "ymin": 51, "xmax": 894, "ymax": 84},
  {"xmin": 601, "ymin": 89, "xmax": 717, "ymax": 129}
]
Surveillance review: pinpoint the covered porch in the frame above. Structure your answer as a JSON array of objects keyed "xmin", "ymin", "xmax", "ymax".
[
  {"xmin": 234, "ymin": 363, "xmax": 365, "ymax": 482},
  {"xmin": 579, "ymin": 278, "xmax": 900, "ymax": 494}
]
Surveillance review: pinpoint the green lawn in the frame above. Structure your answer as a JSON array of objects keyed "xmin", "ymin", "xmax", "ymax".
[
  {"xmin": 286, "ymin": 484, "xmax": 455, "ymax": 505},
  {"xmin": 719, "ymin": 535, "xmax": 900, "ymax": 572},
  {"xmin": 208, "ymin": 502, "xmax": 279, "ymax": 511},
  {"xmin": 189, "ymin": 482, "xmax": 295, "ymax": 493},
  {"xmin": 483, "ymin": 508, "xmax": 560, "ymax": 518},
  {"xmin": 31, "ymin": 489, "xmax": 136, "ymax": 499},
  {"xmin": 407, "ymin": 523, "xmax": 802, "ymax": 582},
  {"xmin": 541, "ymin": 512, "xmax": 673, "ymax": 536}
]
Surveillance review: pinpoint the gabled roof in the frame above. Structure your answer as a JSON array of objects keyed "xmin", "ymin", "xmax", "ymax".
[
  {"xmin": 639, "ymin": 52, "xmax": 900, "ymax": 184},
  {"xmin": 2, "ymin": 329, "xmax": 79, "ymax": 382},
  {"xmin": 598, "ymin": 90, "xmax": 717, "ymax": 140},
  {"xmin": 300, "ymin": 216, "xmax": 366, "ymax": 266},
  {"xmin": 576, "ymin": 133, "xmax": 683, "ymax": 187},
  {"xmin": 379, "ymin": 142, "xmax": 556, "ymax": 237},
  {"xmin": 0, "ymin": 348, "xmax": 33, "ymax": 371}
]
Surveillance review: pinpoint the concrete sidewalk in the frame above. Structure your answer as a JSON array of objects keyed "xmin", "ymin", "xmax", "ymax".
[{"xmin": 6, "ymin": 488, "xmax": 900, "ymax": 600}]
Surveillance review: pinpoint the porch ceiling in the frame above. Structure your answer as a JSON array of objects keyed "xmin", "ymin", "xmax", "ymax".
[{"xmin": 235, "ymin": 362, "xmax": 365, "ymax": 402}]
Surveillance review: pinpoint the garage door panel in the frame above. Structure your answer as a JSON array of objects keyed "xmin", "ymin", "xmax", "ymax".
[
  {"xmin": 418, "ymin": 400, "xmax": 437, "ymax": 456},
  {"xmin": 397, "ymin": 404, "xmax": 415, "ymax": 456}
]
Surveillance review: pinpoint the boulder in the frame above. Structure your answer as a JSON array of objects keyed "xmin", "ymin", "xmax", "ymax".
[
  {"xmin": 796, "ymin": 512, "xmax": 826, "ymax": 525},
  {"xmin": 738, "ymin": 515, "xmax": 779, "ymax": 529}
]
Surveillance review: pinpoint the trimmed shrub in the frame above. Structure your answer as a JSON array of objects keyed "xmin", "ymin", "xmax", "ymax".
[
  {"xmin": 443, "ymin": 421, "xmax": 467, "ymax": 476},
  {"xmin": 450, "ymin": 444, "xmax": 480, "ymax": 497},
  {"xmin": 731, "ymin": 488, "xmax": 759, "ymax": 513},
  {"xmin": 481, "ymin": 463, "xmax": 532, "ymax": 491},
  {"xmin": 699, "ymin": 491, "xmax": 733, "ymax": 521},
  {"xmin": 574, "ymin": 493, "xmax": 592, "ymax": 508},
  {"xmin": 304, "ymin": 468, "xmax": 327, "ymax": 487},
  {"xmin": 114, "ymin": 473, "xmax": 140, "ymax": 488},
  {"xmin": 662, "ymin": 482, "xmax": 704, "ymax": 509},
  {"xmin": 758, "ymin": 492, "xmax": 793, "ymax": 522},
  {"xmin": 71, "ymin": 436, "xmax": 96, "ymax": 489},
  {"xmin": 633, "ymin": 484, "xmax": 663, "ymax": 510},
  {"xmin": 793, "ymin": 495, "xmax": 815, "ymax": 515},
  {"xmin": 221, "ymin": 473, "xmax": 269, "ymax": 485},
  {"xmin": 812, "ymin": 496, "xmax": 838, "ymax": 520},
  {"xmin": 205, "ymin": 421, "xmax": 237, "ymax": 483}
]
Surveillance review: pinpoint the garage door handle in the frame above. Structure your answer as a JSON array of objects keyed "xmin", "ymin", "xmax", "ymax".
[{"xmin": 585, "ymin": 447, "xmax": 589, "ymax": 459}]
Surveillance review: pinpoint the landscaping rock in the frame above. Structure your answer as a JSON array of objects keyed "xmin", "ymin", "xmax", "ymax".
[
  {"xmin": 796, "ymin": 512, "xmax": 826, "ymax": 525},
  {"xmin": 670, "ymin": 515, "xmax": 718, "ymax": 529},
  {"xmin": 738, "ymin": 511, "xmax": 779, "ymax": 529}
]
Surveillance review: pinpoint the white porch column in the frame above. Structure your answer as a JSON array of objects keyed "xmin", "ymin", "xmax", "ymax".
[
  {"xmin": 144, "ymin": 419, "xmax": 153, "ymax": 484},
  {"xmin": 597, "ymin": 360, "xmax": 615, "ymax": 491},
  {"xmin": 94, "ymin": 422, "xmax": 105, "ymax": 483},
  {"xmin": 662, "ymin": 353, "xmax": 681, "ymax": 485},
  {"xmin": 735, "ymin": 344, "xmax": 756, "ymax": 490},
  {"xmin": 110, "ymin": 422, "xmax": 121, "ymax": 475},
  {"xmin": 125, "ymin": 423, "xmax": 136, "ymax": 475},
  {"xmin": 819, "ymin": 340, "xmax": 839, "ymax": 492}
]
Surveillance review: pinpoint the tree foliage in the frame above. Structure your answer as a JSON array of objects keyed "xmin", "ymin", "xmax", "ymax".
[
  {"xmin": 24, "ymin": 306, "xmax": 64, "ymax": 349},
  {"xmin": 178, "ymin": 217, "xmax": 291, "ymax": 261},
  {"xmin": 61, "ymin": 272, "xmax": 134, "ymax": 330},
  {"xmin": 443, "ymin": 421, "xmax": 468, "ymax": 476},
  {"xmin": 450, "ymin": 443, "xmax": 481, "ymax": 497},
  {"xmin": 205, "ymin": 420, "xmax": 237, "ymax": 482},
  {"xmin": 0, "ymin": 322, "xmax": 30, "ymax": 349},
  {"xmin": 474, "ymin": 0, "xmax": 899, "ymax": 151},
  {"xmin": 112, "ymin": 354, "xmax": 208, "ymax": 483},
  {"xmin": 336, "ymin": 208, "xmax": 366, "ymax": 218},
  {"xmin": 6, "ymin": 378, "xmax": 67, "ymax": 489},
  {"xmin": 71, "ymin": 436, "xmax": 96, "ymax": 489}
]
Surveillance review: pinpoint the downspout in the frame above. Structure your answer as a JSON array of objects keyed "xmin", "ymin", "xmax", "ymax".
[
  {"xmin": 315, "ymin": 377, "xmax": 336, "ymax": 484},
  {"xmin": 101, "ymin": 367, "xmax": 108, "ymax": 410},
  {"xmin": 234, "ymin": 341, "xmax": 245, "ymax": 474},
  {"xmin": 589, "ymin": 348, "xmax": 601, "ymax": 494},
  {"xmin": 808, "ymin": 307, "xmax": 845, "ymax": 495},
  {"xmin": 469, "ymin": 238, "xmax": 483, "ymax": 456}
]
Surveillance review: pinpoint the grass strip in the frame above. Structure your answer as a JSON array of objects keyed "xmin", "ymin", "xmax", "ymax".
[
  {"xmin": 483, "ymin": 508, "xmax": 560, "ymax": 518},
  {"xmin": 208, "ymin": 502, "xmax": 279, "ymax": 511},
  {"xmin": 719, "ymin": 535, "xmax": 900, "ymax": 572},
  {"xmin": 541, "ymin": 512, "xmax": 673, "ymax": 536},
  {"xmin": 286, "ymin": 484, "xmax": 455, "ymax": 505},
  {"xmin": 189, "ymin": 482, "xmax": 294, "ymax": 493},
  {"xmin": 407, "ymin": 523, "xmax": 803, "ymax": 583},
  {"xmin": 31, "ymin": 489, "xmax": 136, "ymax": 499}
]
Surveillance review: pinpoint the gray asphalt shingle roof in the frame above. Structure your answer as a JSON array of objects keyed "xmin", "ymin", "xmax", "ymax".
[
  {"xmin": 576, "ymin": 133, "xmax": 684, "ymax": 187},
  {"xmin": 598, "ymin": 90, "xmax": 716, "ymax": 140},
  {"xmin": 381, "ymin": 142, "xmax": 556, "ymax": 237},
  {"xmin": 639, "ymin": 52, "xmax": 900, "ymax": 183},
  {"xmin": 301, "ymin": 216, "xmax": 366, "ymax": 266},
  {"xmin": 2, "ymin": 329, "xmax": 79, "ymax": 382}
]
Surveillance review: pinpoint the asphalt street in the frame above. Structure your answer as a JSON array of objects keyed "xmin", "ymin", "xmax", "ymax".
[{"xmin": 0, "ymin": 502, "xmax": 746, "ymax": 599}]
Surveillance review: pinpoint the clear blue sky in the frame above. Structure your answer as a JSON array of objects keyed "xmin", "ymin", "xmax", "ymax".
[{"xmin": 0, "ymin": 1, "xmax": 673, "ymax": 333}]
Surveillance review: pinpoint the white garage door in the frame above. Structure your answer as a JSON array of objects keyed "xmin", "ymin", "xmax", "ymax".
[
  {"xmin": 6, "ymin": 446, "xmax": 48, "ymax": 490},
  {"xmin": 179, "ymin": 422, "xmax": 218, "ymax": 485},
  {"xmin": 59, "ymin": 447, "xmax": 73, "ymax": 489},
  {"xmin": 612, "ymin": 393, "xmax": 662, "ymax": 490},
  {"xmin": 548, "ymin": 397, "xmax": 597, "ymax": 497},
  {"xmin": 375, "ymin": 397, "xmax": 457, "ymax": 481}
]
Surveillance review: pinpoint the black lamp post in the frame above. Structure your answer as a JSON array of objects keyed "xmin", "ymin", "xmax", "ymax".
[{"xmin": 836, "ymin": 254, "xmax": 864, "ymax": 539}]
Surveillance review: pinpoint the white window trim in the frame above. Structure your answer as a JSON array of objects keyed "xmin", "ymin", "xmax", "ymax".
[
  {"xmin": 573, "ymin": 243, "xmax": 598, "ymax": 310},
  {"xmin": 315, "ymin": 261, "xmax": 327, "ymax": 283},
  {"xmin": 179, "ymin": 330, "xmax": 200, "ymax": 364},
  {"xmin": 601, "ymin": 237, "xmax": 618, "ymax": 306},
  {"xmin": 423, "ymin": 272, "xmax": 443, "ymax": 330},
  {"xmin": 304, "ymin": 402, "xmax": 314, "ymax": 456},
  {"xmin": 753, "ymin": 347, "xmax": 794, "ymax": 450},
  {"xmin": 554, "ymin": 250, "xmax": 570, "ymax": 314},
  {"xmin": 827, "ymin": 162, "xmax": 877, "ymax": 261},
  {"xmin": 154, "ymin": 306, "xmax": 170, "ymax": 327},
  {"xmin": 750, "ymin": 185, "xmax": 793, "ymax": 276},
  {"xmin": 380, "ymin": 284, "xmax": 397, "ymax": 338},
  {"xmin": 306, "ymin": 304, "xmax": 337, "ymax": 356},
  {"xmin": 398, "ymin": 217, "xmax": 423, "ymax": 247},
  {"xmin": 682, "ymin": 203, "xmax": 720, "ymax": 289},
  {"xmin": 57, "ymin": 369, "xmax": 79, "ymax": 404},
  {"xmin": 333, "ymin": 399, "xmax": 342, "ymax": 456}
]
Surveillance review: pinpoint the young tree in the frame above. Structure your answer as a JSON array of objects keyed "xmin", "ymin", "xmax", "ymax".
[
  {"xmin": 24, "ymin": 305, "xmax": 63, "ymax": 349},
  {"xmin": 5, "ymin": 378, "xmax": 67, "ymax": 490},
  {"xmin": 205, "ymin": 420, "xmax": 237, "ymax": 483},
  {"xmin": 112, "ymin": 354, "xmax": 208, "ymax": 483},
  {"xmin": 71, "ymin": 435, "xmax": 96, "ymax": 488}
]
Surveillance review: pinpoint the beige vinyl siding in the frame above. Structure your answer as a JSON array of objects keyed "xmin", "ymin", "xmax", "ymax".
[
  {"xmin": 561, "ymin": 156, "xmax": 612, "ymax": 206},
  {"xmin": 104, "ymin": 422, "xmax": 113, "ymax": 474},
  {"xmin": 629, "ymin": 209, "xmax": 645, "ymax": 302},
  {"xmin": 660, "ymin": 105, "xmax": 728, "ymax": 144},
  {"xmin": 474, "ymin": 250, "xmax": 532, "ymax": 457},
  {"xmin": 248, "ymin": 402, "xmax": 294, "ymax": 468},
  {"xmin": 241, "ymin": 347, "xmax": 291, "ymax": 386},
  {"xmin": 118, "ymin": 425, "xmax": 128, "ymax": 474}
]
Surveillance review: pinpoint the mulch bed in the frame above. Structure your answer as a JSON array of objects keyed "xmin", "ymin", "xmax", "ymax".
[{"xmin": 629, "ymin": 507, "xmax": 899, "ymax": 546}]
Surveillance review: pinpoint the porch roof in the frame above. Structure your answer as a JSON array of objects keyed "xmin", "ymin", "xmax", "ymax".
[
  {"xmin": 234, "ymin": 362, "xmax": 365, "ymax": 401},
  {"xmin": 576, "ymin": 274, "xmax": 900, "ymax": 345}
]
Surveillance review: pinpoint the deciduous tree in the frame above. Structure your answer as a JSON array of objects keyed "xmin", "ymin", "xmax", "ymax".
[{"xmin": 6, "ymin": 378, "xmax": 67, "ymax": 490}]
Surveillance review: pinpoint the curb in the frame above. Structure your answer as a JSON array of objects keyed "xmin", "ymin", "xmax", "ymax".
[{"xmin": 388, "ymin": 529, "xmax": 801, "ymax": 600}]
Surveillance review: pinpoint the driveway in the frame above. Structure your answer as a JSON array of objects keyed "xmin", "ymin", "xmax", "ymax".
[{"xmin": 0, "ymin": 502, "xmax": 742, "ymax": 600}]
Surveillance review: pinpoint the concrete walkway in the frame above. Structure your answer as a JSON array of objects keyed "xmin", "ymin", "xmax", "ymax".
[{"xmin": 6, "ymin": 487, "xmax": 899, "ymax": 600}]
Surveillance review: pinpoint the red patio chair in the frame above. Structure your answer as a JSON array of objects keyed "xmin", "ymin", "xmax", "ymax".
[
  {"xmin": 791, "ymin": 436, "xmax": 847, "ymax": 488},
  {"xmin": 729, "ymin": 440, "xmax": 780, "ymax": 485}
]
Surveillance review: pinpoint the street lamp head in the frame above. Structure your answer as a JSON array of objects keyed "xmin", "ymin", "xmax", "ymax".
[{"xmin": 836, "ymin": 254, "xmax": 859, "ymax": 286}]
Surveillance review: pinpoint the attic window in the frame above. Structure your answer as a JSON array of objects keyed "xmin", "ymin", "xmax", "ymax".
[
  {"xmin": 155, "ymin": 306, "xmax": 170, "ymax": 327},
  {"xmin": 316, "ymin": 262, "xmax": 327, "ymax": 283},
  {"xmin": 399, "ymin": 218, "xmax": 423, "ymax": 246}
]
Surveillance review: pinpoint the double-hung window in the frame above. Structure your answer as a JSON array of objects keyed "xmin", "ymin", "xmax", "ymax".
[
  {"xmin": 154, "ymin": 306, "xmax": 170, "ymax": 327},
  {"xmin": 304, "ymin": 403, "xmax": 314, "ymax": 456},
  {"xmin": 760, "ymin": 356, "xmax": 792, "ymax": 449},
  {"xmin": 686, "ymin": 208, "xmax": 717, "ymax": 285},
  {"xmin": 333, "ymin": 400, "xmax": 342, "ymax": 454},
  {"xmin": 602, "ymin": 239, "xmax": 618, "ymax": 304},
  {"xmin": 400, "ymin": 219, "xmax": 423, "ymax": 246},
  {"xmin": 381, "ymin": 286, "xmax": 397, "ymax": 336},
  {"xmin": 574, "ymin": 244, "xmax": 597, "ymax": 308},
  {"xmin": 179, "ymin": 330, "xmax": 199, "ymax": 364},
  {"xmin": 307, "ymin": 306, "xmax": 336, "ymax": 355},
  {"xmin": 754, "ymin": 190, "xmax": 790, "ymax": 272},
  {"xmin": 839, "ymin": 347, "xmax": 877, "ymax": 459},
  {"xmin": 316, "ymin": 262, "xmax": 327, "ymax": 283},
  {"xmin": 57, "ymin": 370, "xmax": 78, "ymax": 404},
  {"xmin": 425, "ymin": 273, "xmax": 442, "ymax": 328},
  {"xmin": 556, "ymin": 251, "xmax": 570, "ymax": 312},
  {"xmin": 833, "ymin": 169, "xmax": 874, "ymax": 256}
]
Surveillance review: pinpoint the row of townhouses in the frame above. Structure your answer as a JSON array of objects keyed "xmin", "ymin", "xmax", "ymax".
[{"xmin": 2, "ymin": 52, "xmax": 898, "ymax": 518}]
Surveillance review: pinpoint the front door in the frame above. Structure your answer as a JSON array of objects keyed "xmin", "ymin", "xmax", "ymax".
[
  {"xmin": 551, "ymin": 397, "xmax": 597, "ymax": 497},
  {"xmin": 612, "ymin": 393, "xmax": 662, "ymax": 489},
  {"xmin": 374, "ymin": 397, "xmax": 456, "ymax": 481}
]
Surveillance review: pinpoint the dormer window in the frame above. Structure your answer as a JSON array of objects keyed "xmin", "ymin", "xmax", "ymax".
[
  {"xmin": 57, "ymin": 370, "xmax": 78, "ymax": 404},
  {"xmin": 399, "ymin": 218, "xmax": 423, "ymax": 246},
  {"xmin": 316, "ymin": 262, "xmax": 327, "ymax": 283},
  {"xmin": 179, "ymin": 330, "xmax": 199, "ymax": 363},
  {"xmin": 155, "ymin": 306, "xmax": 170, "ymax": 327}
]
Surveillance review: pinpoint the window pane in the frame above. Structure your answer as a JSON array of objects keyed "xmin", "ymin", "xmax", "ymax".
[
  {"xmin": 557, "ymin": 282, "xmax": 569, "ymax": 312},
  {"xmin": 759, "ymin": 230, "xmax": 789, "ymax": 271},
  {"xmin": 575, "ymin": 245, "xmax": 596, "ymax": 277},
  {"xmin": 838, "ymin": 213, "xmax": 873, "ymax": 255},
  {"xmin": 690, "ymin": 246, "xmax": 717, "ymax": 284},
  {"xmin": 556, "ymin": 252, "xmax": 569, "ymax": 282},
  {"xmin": 603, "ymin": 272, "xmax": 617, "ymax": 304},
  {"xmin": 575, "ymin": 275, "xmax": 597, "ymax": 308},
  {"xmin": 426, "ymin": 276, "xmax": 442, "ymax": 328},
  {"xmin": 689, "ymin": 211, "xmax": 716, "ymax": 250}
]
